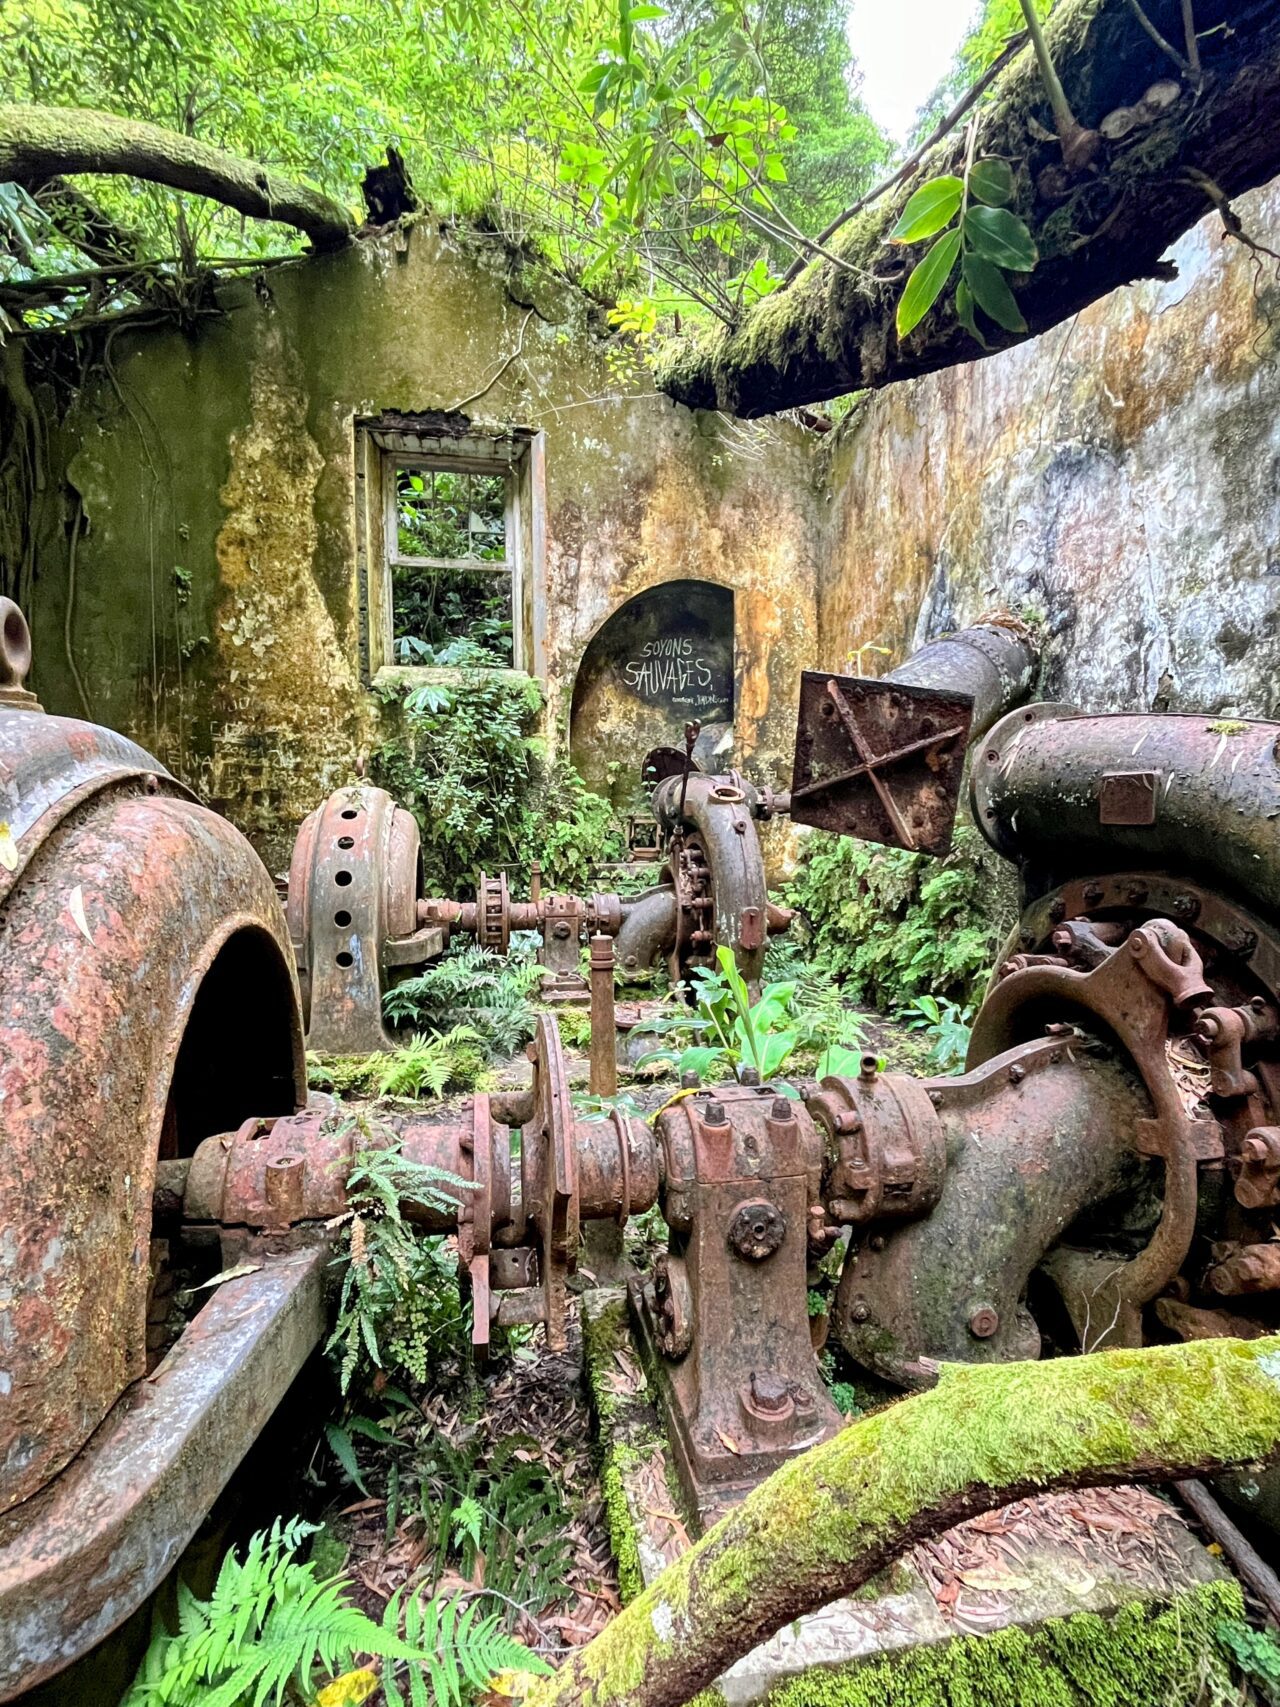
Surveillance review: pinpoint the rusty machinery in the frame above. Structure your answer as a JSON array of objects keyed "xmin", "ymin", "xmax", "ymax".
[
  {"xmin": 287, "ymin": 785, "xmax": 626, "ymax": 1051},
  {"xmin": 17, "ymin": 578, "xmax": 1280, "ymax": 1690}
]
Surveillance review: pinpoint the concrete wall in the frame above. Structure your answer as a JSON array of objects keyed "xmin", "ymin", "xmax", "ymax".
[
  {"xmin": 22, "ymin": 227, "xmax": 820, "ymax": 868},
  {"xmin": 818, "ymin": 179, "xmax": 1280, "ymax": 720}
]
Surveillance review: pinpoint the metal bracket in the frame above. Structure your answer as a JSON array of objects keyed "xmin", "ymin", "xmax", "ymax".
[{"xmin": 790, "ymin": 672, "xmax": 974, "ymax": 854}]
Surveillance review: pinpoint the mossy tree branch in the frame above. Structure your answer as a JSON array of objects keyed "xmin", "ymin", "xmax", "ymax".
[
  {"xmin": 0, "ymin": 105, "xmax": 355, "ymax": 252},
  {"xmin": 528, "ymin": 1335, "xmax": 1280, "ymax": 1707},
  {"xmin": 655, "ymin": 0, "xmax": 1280, "ymax": 417}
]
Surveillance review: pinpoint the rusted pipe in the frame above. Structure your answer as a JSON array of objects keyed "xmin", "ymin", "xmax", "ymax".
[
  {"xmin": 651, "ymin": 772, "xmax": 770, "ymax": 986},
  {"xmin": 1174, "ymin": 1478, "xmax": 1280, "ymax": 1625},
  {"xmin": 973, "ymin": 708, "xmax": 1280, "ymax": 925},
  {"xmin": 884, "ymin": 617, "xmax": 1039, "ymax": 744},
  {"xmin": 589, "ymin": 934, "xmax": 618, "ymax": 1098},
  {"xmin": 614, "ymin": 883, "xmax": 679, "ymax": 975}
]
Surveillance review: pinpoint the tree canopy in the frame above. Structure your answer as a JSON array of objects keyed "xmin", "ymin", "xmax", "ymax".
[{"xmin": 0, "ymin": 0, "xmax": 891, "ymax": 329}]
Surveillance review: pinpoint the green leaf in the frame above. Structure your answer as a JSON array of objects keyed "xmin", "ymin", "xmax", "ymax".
[
  {"xmin": 961, "ymin": 251, "xmax": 1027, "ymax": 333},
  {"xmin": 896, "ymin": 227, "xmax": 961, "ymax": 339},
  {"xmin": 889, "ymin": 175, "xmax": 963, "ymax": 244},
  {"xmin": 963, "ymin": 205, "xmax": 1037, "ymax": 271},
  {"xmin": 324, "ymin": 1424, "xmax": 370, "ymax": 1497},
  {"xmin": 627, "ymin": 3, "xmax": 667, "ymax": 16},
  {"xmin": 954, "ymin": 279, "xmax": 989, "ymax": 349},
  {"xmin": 969, "ymin": 157, "xmax": 1014, "ymax": 207}
]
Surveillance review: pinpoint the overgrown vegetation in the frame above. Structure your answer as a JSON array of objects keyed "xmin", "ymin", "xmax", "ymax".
[
  {"xmin": 785, "ymin": 822, "xmax": 1017, "ymax": 1013},
  {"xmin": 636, "ymin": 944, "xmax": 868, "ymax": 1084},
  {"xmin": 326, "ymin": 1123, "xmax": 472, "ymax": 1393},
  {"xmin": 384, "ymin": 938, "xmax": 541, "ymax": 1054},
  {"xmin": 123, "ymin": 1516, "xmax": 540, "ymax": 1707},
  {"xmin": 372, "ymin": 671, "xmax": 623, "ymax": 897},
  {"xmin": 0, "ymin": 0, "xmax": 890, "ymax": 327}
]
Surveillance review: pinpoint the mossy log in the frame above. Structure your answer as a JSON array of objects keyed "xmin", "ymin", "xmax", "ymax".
[
  {"xmin": 528, "ymin": 1336, "xmax": 1280, "ymax": 1707},
  {"xmin": 654, "ymin": 0, "xmax": 1280, "ymax": 417},
  {"xmin": 0, "ymin": 105, "xmax": 354, "ymax": 251}
]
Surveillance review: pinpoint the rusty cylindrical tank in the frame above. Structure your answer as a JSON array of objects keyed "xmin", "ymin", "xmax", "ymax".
[{"xmin": 0, "ymin": 600, "xmax": 306, "ymax": 1513}]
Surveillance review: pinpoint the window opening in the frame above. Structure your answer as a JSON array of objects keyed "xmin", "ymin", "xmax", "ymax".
[{"xmin": 391, "ymin": 460, "xmax": 514, "ymax": 667}]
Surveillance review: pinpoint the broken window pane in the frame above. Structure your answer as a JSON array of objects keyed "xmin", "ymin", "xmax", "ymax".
[
  {"xmin": 395, "ymin": 466, "xmax": 507, "ymax": 562},
  {"xmin": 392, "ymin": 562, "xmax": 514, "ymax": 667}
]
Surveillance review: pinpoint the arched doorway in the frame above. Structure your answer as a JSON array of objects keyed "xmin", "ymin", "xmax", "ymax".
[{"xmin": 570, "ymin": 580, "xmax": 735, "ymax": 810}]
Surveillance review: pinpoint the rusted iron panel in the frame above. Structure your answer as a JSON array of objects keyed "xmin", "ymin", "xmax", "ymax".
[
  {"xmin": 0, "ymin": 789, "xmax": 302, "ymax": 1514},
  {"xmin": 1099, "ymin": 769, "xmax": 1160, "ymax": 825},
  {"xmin": 790, "ymin": 671, "xmax": 974, "ymax": 854},
  {"xmin": 0, "ymin": 1245, "xmax": 327, "ymax": 1700}
]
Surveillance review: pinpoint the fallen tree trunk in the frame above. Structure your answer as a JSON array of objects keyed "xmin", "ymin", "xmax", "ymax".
[
  {"xmin": 528, "ymin": 1335, "xmax": 1280, "ymax": 1707},
  {"xmin": 0, "ymin": 105, "xmax": 354, "ymax": 251},
  {"xmin": 654, "ymin": 0, "xmax": 1280, "ymax": 416}
]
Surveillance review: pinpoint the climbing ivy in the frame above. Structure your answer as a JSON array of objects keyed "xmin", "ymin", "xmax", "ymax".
[{"xmin": 784, "ymin": 822, "xmax": 1016, "ymax": 1011}]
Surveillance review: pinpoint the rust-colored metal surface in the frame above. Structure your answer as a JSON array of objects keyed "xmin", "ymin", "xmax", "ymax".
[
  {"xmin": 0, "ymin": 1245, "xmax": 327, "ymax": 1700},
  {"xmin": 790, "ymin": 671, "xmax": 973, "ymax": 854},
  {"xmin": 589, "ymin": 934, "xmax": 619, "ymax": 1097},
  {"xmin": 632, "ymin": 1084, "xmax": 839, "ymax": 1525},
  {"xmin": 0, "ymin": 745, "xmax": 303, "ymax": 1515},
  {"xmin": 288, "ymin": 785, "xmax": 441, "ymax": 1052},
  {"xmin": 972, "ymin": 707, "xmax": 1280, "ymax": 926},
  {"xmin": 829, "ymin": 1039, "xmax": 1150, "ymax": 1385}
]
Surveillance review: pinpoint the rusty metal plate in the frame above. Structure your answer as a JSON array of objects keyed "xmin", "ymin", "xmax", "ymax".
[
  {"xmin": 790, "ymin": 672, "xmax": 974, "ymax": 854},
  {"xmin": 1099, "ymin": 769, "xmax": 1160, "ymax": 826}
]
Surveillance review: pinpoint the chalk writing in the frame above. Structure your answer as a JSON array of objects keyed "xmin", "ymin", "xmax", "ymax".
[{"xmin": 620, "ymin": 637, "xmax": 725, "ymax": 706}]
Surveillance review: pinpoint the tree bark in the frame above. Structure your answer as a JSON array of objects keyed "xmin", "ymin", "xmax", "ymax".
[
  {"xmin": 528, "ymin": 1334, "xmax": 1280, "ymax": 1707},
  {"xmin": 655, "ymin": 0, "xmax": 1280, "ymax": 417},
  {"xmin": 0, "ymin": 105, "xmax": 354, "ymax": 252}
]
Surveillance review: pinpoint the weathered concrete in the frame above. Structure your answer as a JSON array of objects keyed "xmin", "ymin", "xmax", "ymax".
[
  {"xmin": 18, "ymin": 228, "xmax": 819, "ymax": 868},
  {"xmin": 818, "ymin": 178, "xmax": 1280, "ymax": 721}
]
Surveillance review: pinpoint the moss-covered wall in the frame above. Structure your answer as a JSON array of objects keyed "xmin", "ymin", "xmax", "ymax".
[
  {"xmin": 18, "ymin": 227, "xmax": 820, "ymax": 869},
  {"xmin": 817, "ymin": 178, "xmax": 1280, "ymax": 719}
]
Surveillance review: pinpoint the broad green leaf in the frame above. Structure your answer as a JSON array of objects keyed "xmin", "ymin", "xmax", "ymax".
[
  {"xmin": 963, "ymin": 205, "xmax": 1037, "ymax": 272},
  {"xmin": 896, "ymin": 227, "xmax": 961, "ymax": 339},
  {"xmin": 889, "ymin": 175, "xmax": 963, "ymax": 244},
  {"xmin": 969, "ymin": 157, "xmax": 1015, "ymax": 207},
  {"xmin": 962, "ymin": 251, "xmax": 1028, "ymax": 333},
  {"xmin": 627, "ymin": 3, "xmax": 667, "ymax": 16},
  {"xmin": 954, "ymin": 279, "xmax": 989, "ymax": 349}
]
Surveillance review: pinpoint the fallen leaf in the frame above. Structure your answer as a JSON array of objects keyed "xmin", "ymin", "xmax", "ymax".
[
  {"xmin": 957, "ymin": 1568, "xmax": 1031, "ymax": 1593},
  {"xmin": 485, "ymin": 1670, "xmax": 544, "ymax": 1700},
  {"xmin": 715, "ymin": 1429, "xmax": 740, "ymax": 1454},
  {"xmin": 314, "ymin": 1670, "xmax": 378, "ymax": 1706},
  {"xmin": 67, "ymin": 884, "xmax": 94, "ymax": 944},
  {"xmin": 0, "ymin": 821, "xmax": 16, "ymax": 872}
]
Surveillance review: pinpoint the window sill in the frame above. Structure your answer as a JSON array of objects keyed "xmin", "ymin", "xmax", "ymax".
[{"xmin": 373, "ymin": 663, "xmax": 538, "ymax": 692}]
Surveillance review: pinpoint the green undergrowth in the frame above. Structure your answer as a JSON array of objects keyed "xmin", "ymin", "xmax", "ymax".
[
  {"xmin": 308, "ymin": 1028, "xmax": 493, "ymax": 1100},
  {"xmin": 763, "ymin": 1580, "xmax": 1244, "ymax": 1707},
  {"xmin": 372, "ymin": 669, "xmax": 624, "ymax": 897},
  {"xmin": 785, "ymin": 821, "xmax": 1016, "ymax": 1012}
]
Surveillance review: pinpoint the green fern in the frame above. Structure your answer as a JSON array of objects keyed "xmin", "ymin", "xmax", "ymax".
[
  {"xmin": 376, "ymin": 1026, "xmax": 489, "ymax": 1099},
  {"xmin": 123, "ymin": 1518, "xmax": 425, "ymax": 1707},
  {"xmin": 124, "ymin": 1518, "xmax": 544, "ymax": 1707},
  {"xmin": 382, "ymin": 1591, "xmax": 549, "ymax": 1707},
  {"xmin": 384, "ymin": 939, "xmax": 539, "ymax": 1057}
]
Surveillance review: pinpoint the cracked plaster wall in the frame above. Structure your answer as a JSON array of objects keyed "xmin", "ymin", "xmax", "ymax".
[{"xmin": 819, "ymin": 178, "xmax": 1280, "ymax": 720}]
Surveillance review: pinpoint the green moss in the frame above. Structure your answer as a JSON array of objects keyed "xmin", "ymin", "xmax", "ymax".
[
  {"xmin": 1207, "ymin": 720, "xmax": 1249, "ymax": 736},
  {"xmin": 762, "ymin": 1581, "xmax": 1243, "ymax": 1707},
  {"xmin": 601, "ymin": 1451, "xmax": 646, "ymax": 1605}
]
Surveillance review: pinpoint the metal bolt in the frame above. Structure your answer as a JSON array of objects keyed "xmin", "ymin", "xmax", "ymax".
[
  {"xmin": 968, "ymin": 1305, "xmax": 999, "ymax": 1339},
  {"xmin": 850, "ymin": 1300, "xmax": 871, "ymax": 1323},
  {"xmin": 859, "ymin": 1053, "xmax": 879, "ymax": 1083},
  {"xmin": 1242, "ymin": 1136, "xmax": 1269, "ymax": 1164},
  {"xmin": 749, "ymin": 1371, "xmax": 791, "ymax": 1415},
  {"xmin": 739, "ymin": 1066, "xmax": 761, "ymax": 1086},
  {"xmin": 1083, "ymin": 882, "xmax": 1105, "ymax": 906},
  {"xmin": 1048, "ymin": 899, "xmax": 1067, "ymax": 925},
  {"xmin": 680, "ymin": 1069, "xmax": 701, "ymax": 1089},
  {"xmin": 704, "ymin": 1100, "xmax": 727, "ymax": 1126},
  {"xmin": 770, "ymin": 1097, "xmax": 793, "ymax": 1121},
  {"xmin": 869, "ymin": 1235, "xmax": 885, "ymax": 1252},
  {"xmin": 1008, "ymin": 1064, "xmax": 1026, "ymax": 1085},
  {"xmin": 928, "ymin": 1090, "xmax": 943, "ymax": 1108}
]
